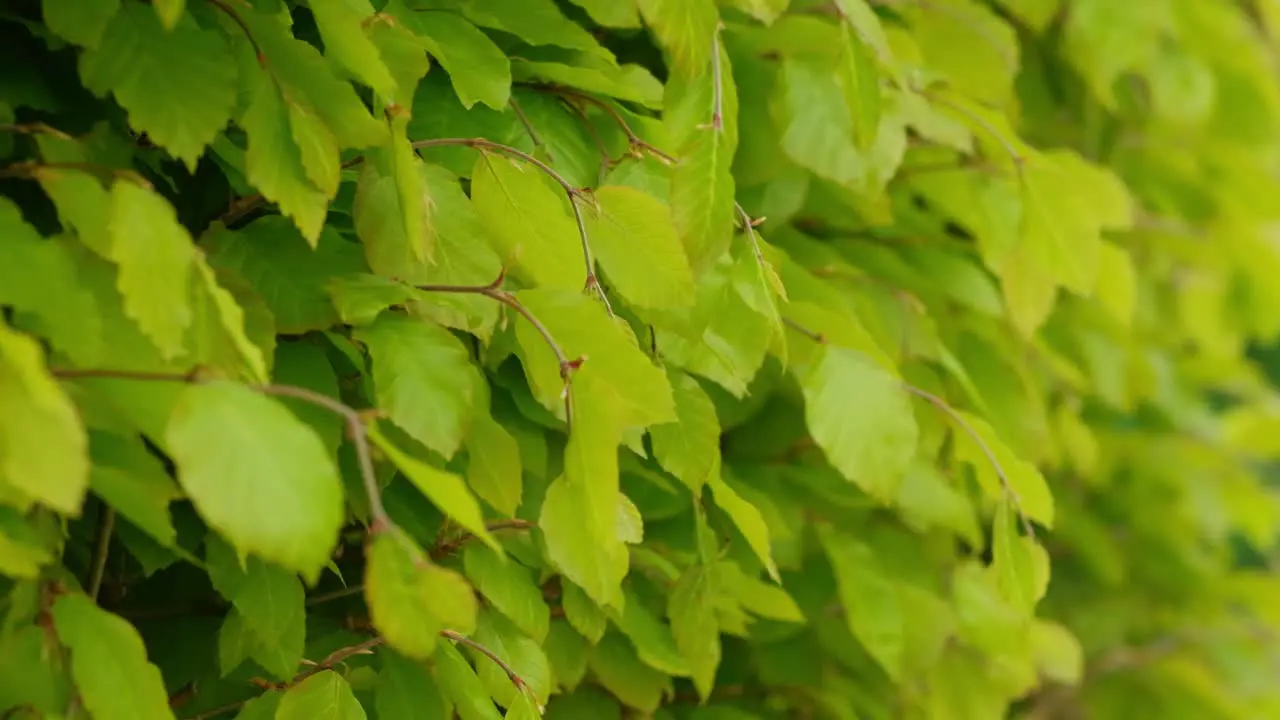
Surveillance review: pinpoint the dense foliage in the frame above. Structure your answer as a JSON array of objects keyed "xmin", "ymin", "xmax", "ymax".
[{"xmin": 3, "ymin": 0, "xmax": 1280, "ymax": 717}]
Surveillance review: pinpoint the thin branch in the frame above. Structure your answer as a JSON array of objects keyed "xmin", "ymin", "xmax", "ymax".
[
  {"xmin": 0, "ymin": 122, "xmax": 73, "ymax": 140},
  {"xmin": 541, "ymin": 85, "xmax": 676, "ymax": 165},
  {"xmin": 442, "ymin": 629, "xmax": 530, "ymax": 693},
  {"xmin": 779, "ymin": 317, "xmax": 1036, "ymax": 537},
  {"xmin": 0, "ymin": 161, "xmax": 152, "ymax": 188},
  {"xmin": 431, "ymin": 518, "xmax": 536, "ymax": 559},
  {"xmin": 783, "ymin": 317, "xmax": 826, "ymax": 344},
  {"xmin": 559, "ymin": 98, "xmax": 613, "ymax": 186},
  {"xmin": 205, "ymin": 0, "xmax": 265, "ymax": 66},
  {"xmin": 88, "ymin": 507, "xmax": 115, "ymax": 602},
  {"xmin": 50, "ymin": 369, "xmax": 393, "ymax": 534},
  {"xmin": 899, "ymin": 384, "xmax": 1037, "ymax": 540},
  {"xmin": 256, "ymin": 384, "xmax": 389, "ymax": 531},
  {"xmin": 182, "ymin": 637, "xmax": 386, "ymax": 720},
  {"xmin": 417, "ymin": 273, "xmax": 582, "ymax": 429},
  {"xmin": 507, "ymin": 96, "xmax": 548, "ymax": 159}
]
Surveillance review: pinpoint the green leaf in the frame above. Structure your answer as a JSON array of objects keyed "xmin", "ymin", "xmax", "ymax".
[
  {"xmin": 203, "ymin": 218, "xmax": 367, "ymax": 334},
  {"xmin": 471, "ymin": 153, "xmax": 584, "ymax": 291},
  {"xmin": 506, "ymin": 692, "xmax": 541, "ymax": 720},
  {"xmin": 720, "ymin": 0, "xmax": 790, "ymax": 24},
  {"xmin": 463, "ymin": 0, "xmax": 605, "ymax": 54},
  {"xmin": 833, "ymin": 0, "xmax": 892, "ymax": 59},
  {"xmin": 588, "ymin": 632, "xmax": 668, "ymax": 713},
  {"xmin": 239, "ymin": 69, "xmax": 330, "ymax": 243},
  {"xmin": 818, "ymin": 526, "xmax": 904, "ymax": 679},
  {"xmin": 165, "ymin": 382, "xmax": 344, "ymax": 581},
  {"xmin": 308, "ymin": 0, "xmax": 397, "ymax": 98},
  {"xmin": 562, "ymin": 580, "xmax": 608, "ymax": 644},
  {"xmin": 512, "ymin": 59, "xmax": 663, "ymax": 109},
  {"xmin": 51, "ymin": 594, "xmax": 175, "ymax": 720},
  {"xmin": 232, "ymin": 693, "xmax": 283, "ymax": 720},
  {"xmin": 246, "ymin": 11, "xmax": 388, "ymax": 149},
  {"xmin": 355, "ymin": 314, "xmax": 481, "ymax": 459},
  {"xmin": 836, "ymin": 24, "xmax": 881, "ymax": 149},
  {"xmin": 436, "ymin": 641, "xmax": 503, "ymax": 720},
  {"xmin": 407, "ymin": 11, "xmax": 512, "ymax": 109},
  {"xmin": 650, "ymin": 369, "xmax": 720, "ymax": 494},
  {"xmin": 107, "ymin": 181, "xmax": 195, "ymax": 360},
  {"xmin": 0, "ymin": 322, "xmax": 89, "ymax": 515},
  {"xmin": 952, "ymin": 410, "xmax": 1054, "ymax": 528},
  {"xmin": 153, "ymin": 0, "xmax": 182, "ymax": 29},
  {"xmin": 471, "ymin": 610, "xmax": 553, "ymax": 706},
  {"xmin": 611, "ymin": 588, "xmax": 689, "ymax": 676},
  {"xmin": 585, "ymin": 185, "xmax": 695, "ymax": 309},
  {"xmin": 717, "ymin": 561, "xmax": 804, "ymax": 622},
  {"xmin": 355, "ymin": 113, "xmax": 433, "ymax": 277},
  {"xmin": 992, "ymin": 500, "xmax": 1050, "ymax": 614},
  {"xmin": 205, "ymin": 535, "xmax": 306, "ymax": 678},
  {"xmin": 80, "ymin": 3, "xmax": 236, "ymax": 168},
  {"xmin": 666, "ymin": 40, "xmax": 738, "ymax": 273},
  {"xmin": 365, "ymin": 532, "xmax": 478, "ymax": 659},
  {"xmin": 668, "ymin": 565, "xmax": 721, "ymax": 700},
  {"xmin": 376, "ymin": 650, "xmax": 450, "ymax": 720},
  {"xmin": 636, "ymin": 0, "xmax": 719, "ymax": 76},
  {"xmin": 277, "ymin": 671, "xmax": 367, "ymax": 720},
  {"xmin": 512, "ymin": 289, "xmax": 675, "ymax": 428},
  {"xmin": 272, "ymin": 342, "xmax": 344, "ymax": 455},
  {"xmin": 706, "ymin": 473, "xmax": 777, "ymax": 580},
  {"xmin": 798, "ymin": 345, "xmax": 918, "ymax": 502},
  {"xmin": 88, "ymin": 432, "xmax": 180, "ymax": 547},
  {"xmin": 543, "ymin": 619, "xmax": 590, "ymax": 690},
  {"xmin": 568, "ymin": 0, "xmax": 640, "ymax": 27},
  {"xmin": 466, "ymin": 408, "xmax": 524, "ymax": 517},
  {"xmin": 0, "ymin": 508, "xmax": 53, "ymax": 578},
  {"xmin": 1031, "ymin": 619, "xmax": 1083, "ymax": 685},
  {"xmin": 43, "ymin": 0, "xmax": 118, "ymax": 48},
  {"xmin": 465, "ymin": 544, "xmax": 552, "ymax": 642},
  {"xmin": 774, "ymin": 56, "xmax": 863, "ymax": 187},
  {"xmin": 368, "ymin": 424, "xmax": 498, "ymax": 550},
  {"xmin": 187, "ymin": 259, "xmax": 271, "ymax": 384}
]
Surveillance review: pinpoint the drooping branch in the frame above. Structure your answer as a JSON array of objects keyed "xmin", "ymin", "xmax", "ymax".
[
  {"xmin": 538, "ymin": 84, "xmax": 676, "ymax": 165},
  {"xmin": 441, "ymin": 629, "xmax": 531, "ymax": 694},
  {"xmin": 411, "ymin": 138, "xmax": 613, "ymax": 315},
  {"xmin": 417, "ymin": 271, "xmax": 582, "ymax": 430},
  {"xmin": 50, "ymin": 368, "xmax": 394, "ymax": 534},
  {"xmin": 899, "ymin": 384, "xmax": 1037, "ymax": 539},
  {"xmin": 780, "ymin": 317, "xmax": 1037, "ymax": 538}
]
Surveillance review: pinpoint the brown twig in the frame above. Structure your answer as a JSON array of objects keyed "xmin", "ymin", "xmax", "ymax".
[
  {"xmin": 540, "ymin": 85, "xmax": 676, "ymax": 165},
  {"xmin": 417, "ymin": 272, "xmax": 582, "ymax": 429},
  {"xmin": 508, "ymin": 96, "xmax": 549, "ymax": 160},
  {"xmin": 431, "ymin": 518, "xmax": 536, "ymax": 559},
  {"xmin": 182, "ymin": 637, "xmax": 386, "ymax": 720},
  {"xmin": 0, "ymin": 161, "xmax": 152, "ymax": 188},
  {"xmin": 442, "ymin": 629, "xmax": 530, "ymax": 692}
]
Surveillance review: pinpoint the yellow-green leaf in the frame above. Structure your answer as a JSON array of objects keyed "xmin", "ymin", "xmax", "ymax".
[{"xmin": 365, "ymin": 532, "xmax": 478, "ymax": 659}]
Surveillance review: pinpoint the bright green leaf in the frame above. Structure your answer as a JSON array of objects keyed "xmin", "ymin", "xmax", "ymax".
[
  {"xmin": 365, "ymin": 532, "xmax": 478, "ymax": 659},
  {"xmin": 166, "ymin": 382, "xmax": 344, "ymax": 581},
  {"xmin": 668, "ymin": 565, "xmax": 721, "ymax": 699},
  {"xmin": 465, "ymin": 543, "xmax": 552, "ymax": 642},
  {"xmin": 799, "ymin": 345, "xmax": 918, "ymax": 502},
  {"xmin": 636, "ymin": 0, "xmax": 719, "ymax": 77},
  {"xmin": 51, "ymin": 594, "xmax": 175, "ymax": 720},
  {"xmin": 0, "ymin": 322, "xmax": 89, "ymax": 515},
  {"xmin": 277, "ymin": 671, "xmax": 366, "ymax": 720},
  {"xmin": 43, "ymin": 0, "xmax": 118, "ymax": 48},
  {"xmin": 585, "ymin": 185, "xmax": 695, "ymax": 309},
  {"xmin": 80, "ymin": 3, "xmax": 236, "ymax": 168}
]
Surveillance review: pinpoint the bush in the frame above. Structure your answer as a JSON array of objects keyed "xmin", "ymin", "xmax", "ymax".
[{"xmin": 2, "ymin": 0, "xmax": 1279, "ymax": 718}]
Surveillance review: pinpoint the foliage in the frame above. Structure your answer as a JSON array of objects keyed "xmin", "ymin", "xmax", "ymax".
[{"xmin": 2, "ymin": 0, "xmax": 1280, "ymax": 718}]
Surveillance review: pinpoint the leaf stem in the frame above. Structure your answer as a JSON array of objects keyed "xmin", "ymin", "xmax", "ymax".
[
  {"xmin": 87, "ymin": 507, "xmax": 115, "ymax": 602},
  {"xmin": 417, "ymin": 274, "xmax": 581, "ymax": 429},
  {"xmin": 898, "ymin": 384, "xmax": 1037, "ymax": 540},
  {"xmin": 441, "ymin": 628, "xmax": 530, "ymax": 693},
  {"xmin": 540, "ymin": 85, "xmax": 676, "ymax": 165},
  {"xmin": 507, "ymin": 96, "xmax": 549, "ymax": 160},
  {"xmin": 711, "ymin": 27, "xmax": 725, "ymax": 131},
  {"xmin": 204, "ymin": 0, "xmax": 266, "ymax": 66}
]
